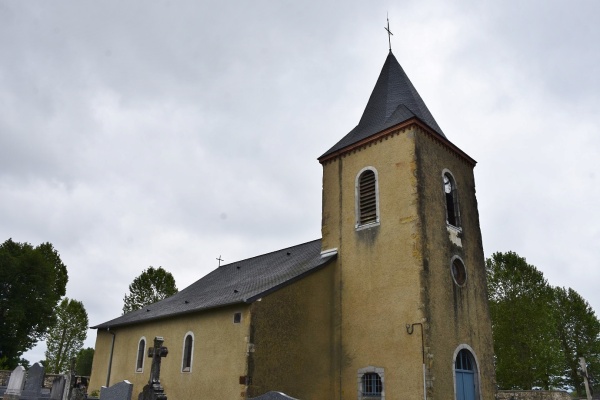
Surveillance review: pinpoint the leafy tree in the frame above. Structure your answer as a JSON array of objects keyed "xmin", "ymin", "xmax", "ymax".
[
  {"xmin": 0, "ymin": 239, "xmax": 68, "ymax": 369},
  {"xmin": 553, "ymin": 286, "xmax": 600, "ymax": 395},
  {"xmin": 44, "ymin": 298, "xmax": 89, "ymax": 374},
  {"xmin": 18, "ymin": 358, "xmax": 30, "ymax": 369},
  {"xmin": 486, "ymin": 251, "xmax": 563, "ymax": 389},
  {"xmin": 75, "ymin": 347, "xmax": 95, "ymax": 376},
  {"xmin": 122, "ymin": 266, "xmax": 178, "ymax": 314}
]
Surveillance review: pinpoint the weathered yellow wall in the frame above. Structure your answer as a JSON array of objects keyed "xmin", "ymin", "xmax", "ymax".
[
  {"xmin": 247, "ymin": 263, "xmax": 335, "ymax": 400},
  {"xmin": 415, "ymin": 129, "xmax": 496, "ymax": 399},
  {"xmin": 322, "ymin": 126, "xmax": 427, "ymax": 399},
  {"xmin": 321, "ymin": 124, "xmax": 496, "ymax": 399},
  {"xmin": 89, "ymin": 304, "xmax": 250, "ymax": 400}
]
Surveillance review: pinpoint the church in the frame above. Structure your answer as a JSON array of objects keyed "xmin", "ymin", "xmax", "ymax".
[{"xmin": 89, "ymin": 48, "xmax": 496, "ymax": 400}]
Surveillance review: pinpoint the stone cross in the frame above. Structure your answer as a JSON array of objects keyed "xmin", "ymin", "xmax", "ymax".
[
  {"xmin": 147, "ymin": 336, "xmax": 169, "ymax": 384},
  {"xmin": 138, "ymin": 337, "xmax": 168, "ymax": 400}
]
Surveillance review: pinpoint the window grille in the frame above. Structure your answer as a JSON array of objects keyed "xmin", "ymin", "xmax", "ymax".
[
  {"xmin": 456, "ymin": 349, "xmax": 474, "ymax": 371},
  {"xmin": 182, "ymin": 334, "xmax": 193, "ymax": 372},
  {"xmin": 362, "ymin": 372, "xmax": 382, "ymax": 397},
  {"xmin": 136, "ymin": 339, "xmax": 145, "ymax": 372},
  {"xmin": 359, "ymin": 170, "xmax": 377, "ymax": 225}
]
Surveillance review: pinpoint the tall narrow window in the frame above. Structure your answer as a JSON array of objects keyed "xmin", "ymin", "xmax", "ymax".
[
  {"xmin": 356, "ymin": 167, "xmax": 379, "ymax": 227},
  {"xmin": 182, "ymin": 333, "xmax": 194, "ymax": 372},
  {"xmin": 444, "ymin": 172, "xmax": 460, "ymax": 227},
  {"xmin": 136, "ymin": 338, "xmax": 146, "ymax": 372}
]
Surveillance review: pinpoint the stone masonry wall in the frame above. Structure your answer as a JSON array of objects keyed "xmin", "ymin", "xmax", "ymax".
[
  {"xmin": 0, "ymin": 370, "xmax": 9, "ymax": 386},
  {"xmin": 497, "ymin": 390, "xmax": 571, "ymax": 400}
]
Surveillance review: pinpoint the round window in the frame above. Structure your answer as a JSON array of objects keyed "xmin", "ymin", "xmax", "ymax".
[{"xmin": 451, "ymin": 258, "xmax": 467, "ymax": 286}]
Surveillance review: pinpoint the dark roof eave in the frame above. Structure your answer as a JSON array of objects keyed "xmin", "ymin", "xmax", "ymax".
[
  {"xmin": 318, "ymin": 118, "xmax": 476, "ymax": 166},
  {"xmin": 90, "ymin": 300, "xmax": 248, "ymax": 330}
]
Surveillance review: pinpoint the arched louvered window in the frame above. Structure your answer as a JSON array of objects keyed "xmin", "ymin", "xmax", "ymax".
[
  {"xmin": 356, "ymin": 168, "xmax": 379, "ymax": 228},
  {"xmin": 443, "ymin": 172, "xmax": 460, "ymax": 227},
  {"xmin": 182, "ymin": 332, "xmax": 194, "ymax": 372},
  {"xmin": 136, "ymin": 338, "xmax": 146, "ymax": 372}
]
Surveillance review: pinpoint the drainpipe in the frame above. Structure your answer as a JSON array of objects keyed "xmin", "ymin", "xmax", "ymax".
[
  {"xmin": 406, "ymin": 323, "xmax": 426, "ymax": 400},
  {"xmin": 106, "ymin": 328, "xmax": 116, "ymax": 387}
]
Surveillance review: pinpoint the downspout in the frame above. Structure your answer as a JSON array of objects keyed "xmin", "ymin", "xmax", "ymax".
[
  {"xmin": 406, "ymin": 323, "xmax": 426, "ymax": 400},
  {"xmin": 106, "ymin": 328, "xmax": 116, "ymax": 387}
]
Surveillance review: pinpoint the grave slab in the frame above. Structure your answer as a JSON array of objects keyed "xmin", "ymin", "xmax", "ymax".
[
  {"xmin": 4, "ymin": 366, "xmax": 26, "ymax": 400},
  {"xmin": 100, "ymin": 380, "xmax": 133, "ymax": 400}
]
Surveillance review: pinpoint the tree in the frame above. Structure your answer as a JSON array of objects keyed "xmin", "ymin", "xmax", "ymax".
[
  {"xmin": 486, "ymin": 251, "xmax": 563, "ymax": 389},
  {"xmin": 75, "ymin": 347, "xmax": 95, "ymax": 376},
  {"xmin": 18, "ymin": 358, "xmax": 31, "ymax": 369},
  {"xmin": 122, "ymin": 266, "xmax": 178, "ymax": 314},
  {"xmin": 553, "ymin": 286, "xmax": 600, "ymax": 395},
  {"xmin": 44, "ymin": 298, "xmax": 89, "ymax": 374},
  {"xmin": 0, "ymin": 239, "xmax": 68, "ymax": 369}
]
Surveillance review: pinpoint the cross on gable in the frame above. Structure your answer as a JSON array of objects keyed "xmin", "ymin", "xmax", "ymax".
[{"xmin": 384, "ymin": 15, "xmax": 393, "ymax": 52}]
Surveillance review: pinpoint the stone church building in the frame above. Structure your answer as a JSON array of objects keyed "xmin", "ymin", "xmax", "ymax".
[{"xmin": 89, "ymin": 50, "xmax": 496, "ymax": 399}]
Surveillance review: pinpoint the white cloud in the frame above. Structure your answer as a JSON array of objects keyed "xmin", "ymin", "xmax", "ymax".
[{"xmin": 1, "ymin": 0, "xmax": 598, "ymax": 364}]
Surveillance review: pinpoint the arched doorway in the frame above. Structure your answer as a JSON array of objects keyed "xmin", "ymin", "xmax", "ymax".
[{"xmin": 455, "ymin": 348, "xmax": 478, "ymax": 400}]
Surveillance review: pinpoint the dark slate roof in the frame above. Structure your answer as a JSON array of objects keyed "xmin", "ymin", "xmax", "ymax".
[
  {"xmin": 320, "ymin": 51, "xmax": 445, "ymax": 159},
  {"xmin": 92, "ymin": 239, "xmax": 334, "ymax": 329}
]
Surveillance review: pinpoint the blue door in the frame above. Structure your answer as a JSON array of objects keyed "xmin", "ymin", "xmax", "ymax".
[{"xmin": 455, "ymin": 349, "xmax": 477, "ymax": 400}]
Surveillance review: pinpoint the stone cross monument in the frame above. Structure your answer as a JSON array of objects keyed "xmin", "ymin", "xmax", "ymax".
[{"xmin": 138, "ymin": 336, "xmax": 168, "ymax": 400}]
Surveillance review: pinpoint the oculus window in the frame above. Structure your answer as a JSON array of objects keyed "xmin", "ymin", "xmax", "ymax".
[{"xmin": 451, "ymin": 257, "xmax": 467, "ymax": 286}]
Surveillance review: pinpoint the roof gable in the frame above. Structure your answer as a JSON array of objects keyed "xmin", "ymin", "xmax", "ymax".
[
  {"xmin": 93, "ymin": 239, "xmax": 335, "ymax": 329},
  {"xmin": 320, "ymin": 51, "xmax": 445, "ymax": 160}
]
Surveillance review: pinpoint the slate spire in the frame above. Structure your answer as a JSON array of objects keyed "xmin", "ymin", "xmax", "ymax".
[{"xmin": 321, "ymin": 51, "xmax": 445, "ymax": 159}]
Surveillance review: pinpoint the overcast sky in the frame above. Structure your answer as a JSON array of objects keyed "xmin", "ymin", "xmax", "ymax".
[{"xmin": 1, "ymin": 0, "xmax": 598, "ymax": 364}]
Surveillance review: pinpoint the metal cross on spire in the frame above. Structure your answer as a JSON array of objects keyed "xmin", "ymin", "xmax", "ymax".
[
  {"xmin": 384, "ymin": 14, "xmax": 393, "ymax": 52},
  {"xmin": 216, "ymin": 255, "xmax": 224, "ymax": 267}
]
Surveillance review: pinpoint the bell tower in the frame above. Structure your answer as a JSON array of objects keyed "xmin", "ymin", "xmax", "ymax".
[{"xmin": 319, "ymin": 51, "xmax": 496, "ymax": 399}]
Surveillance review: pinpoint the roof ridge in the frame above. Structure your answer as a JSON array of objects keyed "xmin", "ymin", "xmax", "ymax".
[{"xmin": 218, "ymin": 237, "xmax": 321, "ymax": 268}]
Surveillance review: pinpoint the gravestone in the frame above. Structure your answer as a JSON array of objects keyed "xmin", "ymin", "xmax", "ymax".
[
  {"xmin": 69, "ymin": 376, "xmax": 88, "ymax": 400},
  {"xmin": 249, "ymin": 392, "xmax": 299, "ymax": 400},
  {"xmin": 100, "ymin": 380, "xmax": 133, "ymax": 400},
  {"xmin": 138, "ymin": 336, "xmax": 168, "ymax": 400},
  {"xmin": 21, "ymin": 363, "xmax": 45, "ymax": 399},
  {"xmin": 4, "ymin": 366, "xmax": 26, "ymax": 400},
  {"xmin": 62, "ymin": 358, "xmax": 77, "ymax": 400},
  {"xmin": 50, "ymin": 376, "xmax": 67, "ymax": 400}
]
